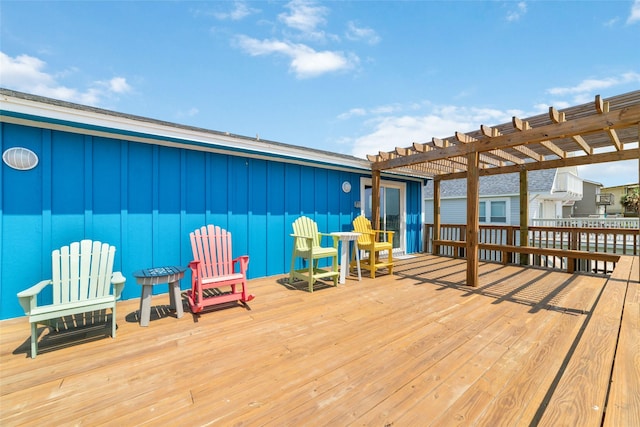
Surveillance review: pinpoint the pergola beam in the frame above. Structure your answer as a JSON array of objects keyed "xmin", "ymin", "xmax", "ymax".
[
  {"xmin": 436, "ymin": 148, "xmax": 640, "ymax": 180},
  {"xmin": 371, "ymin": 103, "xmax": 640, "ymax": 171},
  {"xmin": 457, "ymin": 131, "xmax": 525, "ymax": 165},
  {"xmin": 595, "ymin": 95, "xmax": 623, "ymax": 151},
  {"xmin": 482, "ymin": 124, "xmax": 544, "ymax": 162}
]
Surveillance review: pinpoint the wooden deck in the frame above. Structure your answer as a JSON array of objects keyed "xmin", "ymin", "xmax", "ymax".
[{"xmin": 1, "ymin": 254, "xmax": 638, "ymax": 426}]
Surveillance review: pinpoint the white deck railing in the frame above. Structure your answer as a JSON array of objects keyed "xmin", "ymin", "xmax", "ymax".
[{"xmin": 532, "ymin": 217, "xmax": 639, "ymax": 229}]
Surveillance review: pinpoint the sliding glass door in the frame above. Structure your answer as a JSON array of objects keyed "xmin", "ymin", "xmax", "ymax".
[{"xmin": 361, "ymin": 179, "xmax": 405, "ymax": 253}]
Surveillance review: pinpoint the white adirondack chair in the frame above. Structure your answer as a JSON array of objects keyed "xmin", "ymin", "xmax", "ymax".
[{"xmin": 17, "ymin": 240, "xmax": 126, "ymax": 358}]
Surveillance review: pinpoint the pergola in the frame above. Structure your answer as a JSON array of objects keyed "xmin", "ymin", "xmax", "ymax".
[{"xmin": 367, "ymin": 90, "xmax": 640, "ymax": 286}]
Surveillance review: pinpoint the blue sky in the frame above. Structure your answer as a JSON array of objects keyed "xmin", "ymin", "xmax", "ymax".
[{"xmin": 1, "ymin": 0, "xmax": 639, "ymax": 187}]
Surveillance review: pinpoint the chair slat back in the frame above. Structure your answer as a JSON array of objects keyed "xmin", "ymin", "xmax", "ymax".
[
  {"xmin": 292, "ymin": 216, "xmax": 320, "ymax": 251},
  {"xmin": 52, "ymin": 240, "xmax": 116, "ymax": 304},
  {"xmin": 353, "ymin": 215, "xmax": 374, "ymax": 245},
  {"xmin": 191, "ymin": 225, "xmax": 233, "ymax": 278}
]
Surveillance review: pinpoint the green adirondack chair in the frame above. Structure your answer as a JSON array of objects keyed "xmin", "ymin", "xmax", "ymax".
[
  {"xmin": 17, "ymin": 240, "xmax": 126, "ymax": 358},
  {"xmin": 289, "ymin": 216, "xmax": 339, "ymax": 292}
]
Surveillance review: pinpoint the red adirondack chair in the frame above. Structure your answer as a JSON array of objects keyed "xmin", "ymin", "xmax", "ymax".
[{"xmin": 187, "ymin": 225, "xmax": 254, "ymax": 313}]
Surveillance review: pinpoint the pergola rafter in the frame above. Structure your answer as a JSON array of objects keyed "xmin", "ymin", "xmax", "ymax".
[{"xmin": 366, "ymin": 91, "xmax": 640, "ymax": 287}]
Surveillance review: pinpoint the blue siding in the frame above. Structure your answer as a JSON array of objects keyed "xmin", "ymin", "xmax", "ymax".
[
  {"xmin": 266, "ymin": 162, "xmax": 286, "ymax": 275},
  {"xmin": 93, "ymin": 137, "xmax": 122, "ymax": 214},
  {"xmin": 249, "ymin": 159, "xmax": 268, "ymax": 276},
  {"xmin": 0, "ymin": 121, "xmax": 422, "ymax": 320}
]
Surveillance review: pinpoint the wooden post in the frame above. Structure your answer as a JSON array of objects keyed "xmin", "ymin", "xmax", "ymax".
[
  {"xmin": 519, "ymin": 168, "xmax": 529, "ymax": 265},
  {"xmin": 466, "ymin": 152, "xmax": 479, "ymax": 287},
  {"xmin": 372, "ymin": 169, "xmax": 381, "ymax": 235},
  {"xmin": 433, "ymin": 178, "xmax": 441, "ymax": 256}
]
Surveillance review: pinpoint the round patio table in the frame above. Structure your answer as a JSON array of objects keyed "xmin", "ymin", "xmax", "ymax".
[
  {"xmin": 132, "ymin": 266, "xmax": 186, "ymax": 327},
  {"xmin": 330, "ymin": 232, "xmax": 362, "ymax": 284}
]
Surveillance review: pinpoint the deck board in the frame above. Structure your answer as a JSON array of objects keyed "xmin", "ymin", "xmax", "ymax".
[
  {"xmin": 603, "ymin": 256, "xmax": 640, "ymax": 427},
  {"xmin": 0, "ymin": 254, "xmax": 635, "ymax": 426}
]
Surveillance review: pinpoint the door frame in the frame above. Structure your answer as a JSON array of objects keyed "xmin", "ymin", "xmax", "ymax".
[{"xmin": 360, "ymin": 177, "xmax": 406, "ymax": 255}]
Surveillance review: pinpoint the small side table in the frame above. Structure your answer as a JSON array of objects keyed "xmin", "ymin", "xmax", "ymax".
[
  {"xmin": 331, "ymin": 232, "xmax": 362, "ymax": 284},
  {"xmin": 133, "ymin": 266, "xmax": 186, "ymax": 327}
]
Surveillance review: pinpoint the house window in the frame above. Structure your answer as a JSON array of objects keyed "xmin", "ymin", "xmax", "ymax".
[
  {"xmin": 491, "ymin": 201, "xmax": 507, "ymax": 223},
  {"xmin": 479, "ymin": 199, "xmax": 509, "ymax": 224}
]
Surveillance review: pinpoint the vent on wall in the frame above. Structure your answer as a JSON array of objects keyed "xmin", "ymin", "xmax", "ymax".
[{"xmin": 2, "ymin": 147, "xmax": 39, "ymax": 170}]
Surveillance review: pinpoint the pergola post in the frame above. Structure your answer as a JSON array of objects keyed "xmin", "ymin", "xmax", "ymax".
[
  {"xmin": 466, "ymin": 152, "xmax": 479, "ymax": 287},
  {"xmin": 519, "ymin": 169, "xmax": 529, "ymax": 265},
  {"xmin": 433, "ymin": 178, "xmax": 441, "ymax": 255},
  {"xmin": 372, "ymin": 169, "xmax": 381, "ymax": 232}
]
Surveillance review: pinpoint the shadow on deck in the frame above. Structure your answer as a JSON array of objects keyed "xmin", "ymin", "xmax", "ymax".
[{"xmin": 1, "ymin": 254, "xmax": 637, "ymax": 426}]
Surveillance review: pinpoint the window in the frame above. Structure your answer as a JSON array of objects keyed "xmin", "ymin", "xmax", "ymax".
[
  {"xmin": 479, "ymin": 199, "xmax": 509, "ymax": 224},
  {"xmin": 491, "ymin": 201, "xmax": 507, "ymax": 223}
]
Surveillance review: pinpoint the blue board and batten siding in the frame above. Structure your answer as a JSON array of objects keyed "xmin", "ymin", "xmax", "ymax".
[{"xmin": 1, "ymin": 120, "xmax": 422, "ymax": 320}]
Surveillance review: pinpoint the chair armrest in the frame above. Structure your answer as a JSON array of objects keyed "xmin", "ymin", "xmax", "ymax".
[
  {"xmin": 291, "ymin": 233, "xmax": 312, "ymax": 239},
  {"xmin": 373, "ymin": 229, "xmax": 395, "ymax": 242},
  {"xmin": 111, "ymin": 272, "xmax": 126, "ymax": 300},
  {"xmin": 188, "ymin": 260, "xmax": 201, "ymax": 280},
  {"xmin": 233, "ymin": 255, "xmax": 250, "ymax": 273},
  {"xmin": 319, "ymin": 233, "xmax": 339, "ymax": 248},
  {"xmin": 291, "ymin": 234, "xmax": 314, "ymax": 244},
  {"xmin": 16, "ymin": 280, "xmax": 51, "ymax": 315}
]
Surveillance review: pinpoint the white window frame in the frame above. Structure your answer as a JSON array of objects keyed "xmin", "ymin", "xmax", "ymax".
[{"xmin": 479, "ymin": 198, "xmax": 510, "ymax": 224}]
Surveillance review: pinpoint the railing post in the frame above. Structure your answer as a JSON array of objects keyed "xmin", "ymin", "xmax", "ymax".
[
  {"xmin": 433, "ymin": 178, "xmax": 441, "ymax": 256},
  {"xmin": 424, "ymin": 224, "xmax": 432, "ymax": 254},
  {"xmin": 519, "ymin": 169, "xmax": 529, "ymax": 265},
  {"xmin": 505, "ymin": 226, "xmax": 514, "ymax": 264}
]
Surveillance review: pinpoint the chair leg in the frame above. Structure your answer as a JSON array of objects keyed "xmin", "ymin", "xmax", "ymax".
[
  {"xmin": 368, "ymin": 251, "xmax": 375, "ymax": 279},
  {"xmin": 30, "ymin": 322, "xmax": 38, "ymax": 359},
  {"xmin": 388, "ymin": 250, "xmax": 394, "ymax": 275},
  {"xmin": 308, "ymin": 258, "xmax": 315, "ymax": 292},
  {"xmin": 112, "ymin": 305, "xmax": 117, "ymax": 338},
  {"xmin": 289, "ymin": 254, "xmax": 297, "ymax": 284}
]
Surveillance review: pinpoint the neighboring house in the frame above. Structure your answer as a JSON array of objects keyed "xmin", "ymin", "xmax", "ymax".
[
  {"xmin": 0, "ymin": 88, "xmax": 424, "ymax": 320},
  {"xmin": 570, "ymin": 179, "xmax": 604, "ymax": 217},
  {"xmin": 423, "ymin": 167, "xmax": 584, "ymax": 225},
  {"xmin": 601, "ymin": 183, "xmax": 640, "ymax": 217}
]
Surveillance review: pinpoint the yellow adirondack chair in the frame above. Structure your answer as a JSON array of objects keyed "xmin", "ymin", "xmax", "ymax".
[
  {"xmin": 17, "ymin": 240, "xmax": 126, "ymax": 358},
  {"xmin": 351, "ymin": 215, "xmax": 394, "ymax": 278},
  {"xmin": 289, "ymin": 216, "xmax": 339, "ymax": 292}
]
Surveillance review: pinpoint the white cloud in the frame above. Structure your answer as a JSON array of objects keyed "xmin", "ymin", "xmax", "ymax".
[
  {"xmin": 627, "ymin": 0, "xmax": 640, "ymax": 24},
  {"xmin": 347, "ymin": 103, "xmax": 515, "ymax": 159},
  {"xmin": 279, "ymin": 0, "xmax": 328, "ymax": 33},
  {"xmin": 177, "ymin": 107, "xmax": 200, "ymax": 118},
  {"xmin": 214, "ymin": 1, "xmax": 258, "ymax": 21},
  {"xmin": 337, "ymin": 108, "xmax": 367, "ymax": 120},
  {"xmin": 345, "ymin": 21, "xmax": 381, "ymax": 45},
  {"xmin": 603, "ymin": 17, "xmax": 619, "ymax": 27},
  {"xmin": 0, "ymin": 52, "xmax": 56, "ymax": 89},
  {"xmin": 506, "ymin": 2, "xmax": 527, "ymax": 22},
  {"xmin": 234, "ymin": 35, "xmax": 358, "ymax": 78},
  {"xmin": 0, "ymin": 51, "xmax": 131, "ymax": 106},
  {"xmin": 105, "ymin": 77, "xmax": 131, "ymax": 94},
  {"xmin": 547, "ymin": 72, "xmax": 640, "ymax": 100},
  {"xmin": 578, "ymin": 146, "xmax": 639, "ymax": 187}
]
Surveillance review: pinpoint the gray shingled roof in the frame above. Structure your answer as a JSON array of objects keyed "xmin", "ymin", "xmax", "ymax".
[{"xmin": 424, "ymin": 169, "xmax": 557, "ymax": 198}]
